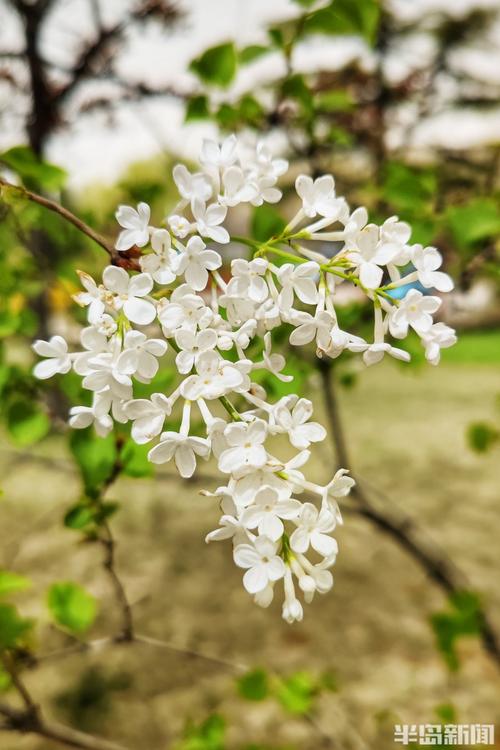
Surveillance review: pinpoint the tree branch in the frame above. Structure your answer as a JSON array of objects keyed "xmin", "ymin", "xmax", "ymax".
[
  {"xmin": 0, "ymin": 655, "xmax": 128, "ymax": 750},
  {"xmin": 319, "ymin": 359, "xmax": 500, "ymax": 669},
  {"xmin": 0, "ymin": 178, "xmax": 140, "ymax": 269}
]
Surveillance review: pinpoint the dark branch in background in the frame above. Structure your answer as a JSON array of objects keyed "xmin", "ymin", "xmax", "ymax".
[
  {"xmin": 0, "ymin": 657, "xmax": 128, "ymax": 750},
  {"xmin": 318, "ymin": 358, "xmax": 500, "ymax": 669},
  {"xmin": 95, "ymin": 437, "xmax": 135, "ymax": 642}
]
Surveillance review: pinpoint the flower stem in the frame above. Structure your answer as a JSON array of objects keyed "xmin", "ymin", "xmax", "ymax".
[{"xmin": 219, "ymin": 395, "xmax": 243, "ymax": 422}]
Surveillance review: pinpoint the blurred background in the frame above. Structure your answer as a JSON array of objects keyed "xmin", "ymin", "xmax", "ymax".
[{"xmin": 0, "ymin": 0, "xmax": 499, "ymax": 748}]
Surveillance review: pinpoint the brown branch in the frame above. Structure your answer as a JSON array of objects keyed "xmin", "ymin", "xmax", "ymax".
[
  {"xmin": 0, "ymin": 700, "xmax": 128, "ymax": 750},
  {"xmin": 0, "ymin": 178, "xmax": 113, "ymax": 254},
  {"xmin": 0, "ymin": 178, "xmax": 141, "ymax": 269},
  {"xmin": 0, "ymin": 654, "xmax": 128, "ymax": 750},
  {"xmin": 319, "ymin": 359, "xmax": 500, "ymax": 669}
]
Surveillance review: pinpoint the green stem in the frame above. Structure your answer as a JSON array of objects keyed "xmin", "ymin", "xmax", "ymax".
[{"xmin": 219, "ymin": 395, "xmax": 243, "ymax": 422}]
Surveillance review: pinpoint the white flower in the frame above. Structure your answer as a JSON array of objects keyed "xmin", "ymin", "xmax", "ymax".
[
  {"xmin": 32, "ymin": 336, "xmax": 71, "ymax": 379},
  {"xmin": 191, "ymin": 199, "xmax": 230, "ymax": 244},
  {"xmin": 139, "ymin": 229, "xmax": 178, "ymax": 285},
  {"xmin": 282, "ymin": 567, "xmax": 303, "ymax": 623},
  {"xmin": 295, "ymin": 175, "xmax": 343, "ymax": 219},
  {"xmin": 148, "ymin": 431, "xmax": 210, "ymax": 478},
  {"xmin": 158, "ymin": 285, "xmax": 211, "ymax": 334},
  {"xmin": 219, "ymin": 166, "xmax": 258, "ymax": 207},
  {"xmin": 249, "ymin": 142, "xmax": 288, "ymax": 182},
  {"xmin": 290, "ymin": 503, "xmax": 338, "ymax": 557},
  {"xmin": 125, "ymin": 393, "xmax": 172, "ymax": 443},
  {"xmin": 115, "ymin": 202, "xmax": 151, "ymax": 252},
  {"xmin": 275, "ymin": 398, "xmax": 326, "ymax": 450},
  {"xmin": 261, "ymin": 332, "xmax": 292, "ymax": 382},
  {"xmin": 68, "ymin": 392, "xmax": 126, "ymax": 437},
  {"xmin": 241, "ymin": 486, "xmax": 301, "ymax": 541},
  {"xmin": 322, "ymin": 469, "xmax": 354, "ymax": 520},
  {"xmin": 289, "ymin": 310, "xmax": 334, "ymax": 351},
  {"xmin": 168, "ymin": 214, "xmax": 192, "ymax": 239},
  {"xmin": 181, "ymin": 351, "xmax": 243, "ymax": 401},
  {"xmin": 101, "ymin": 266, "xmax": 156, "ymax": 325},
  {"xmin": 175, "ymin": 328, "xmax": 217, "ymax": 374},
  {"xmin": 227, "ymin": 258, "xmax": 269, "ymax": 303},
  {"xmin": 73, "ymin": 271, "xmax": 106, "ymax": 323},
  {"xmin": 200, "ymin": 135, "xmax": 238, "ymax": 170},
  {"xmin": 347, "ymin": 223, "xmax": 399, "ymax": 289},
  {"xmin": 421, "ymin": 322, "xmax": 457, "ymax": 365},
  {"xmin": 175, "ymin": 236, "xmax": 222, "ymax": 290},
  {"xmin": 118, "ymin": 330, "xmax": 167, "ymax": 381},
  {"xmin": 172, "ymin": 164, "xmax": 212, "ymax": 204},
  {"xmin": 412, "ymin": 245, "xmax": 454, "ymax": 292},
  {"xmin": 218, "ymin": 419, "xmax": 268, "ymax": 477},
  {"xmin": 73, "ymin": 326, "xmax": 112, "ymax": 376},
  {"xmin": 389, "ymin": 289, "xmax": 441, "ymax": 337},
  {"xmin": 362, "ymin": 342, "xmax": 411, "ymax": 366},
  {"xmin": 277, "ymin": 261, "xmax": 319, "ymax": 310},
  {"xmin": 233, "ymin": 535, "xmax": 286, "ymax": 594},
  {"xmin": 82, "ymin": 348, "xmax": 133, "ymax": 400},
  {"xmin": 230, "ymin": 469, "xmax": 292, "ymax": 508}
]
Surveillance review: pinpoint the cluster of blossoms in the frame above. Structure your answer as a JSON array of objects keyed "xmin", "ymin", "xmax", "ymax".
[{"xmin": 32, "ymin": 135, "xmax": 456, "ymax": 622}]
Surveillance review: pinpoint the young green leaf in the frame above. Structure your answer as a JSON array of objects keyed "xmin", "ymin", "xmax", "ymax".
[
  {"xmin": 185, "ymin": 95, "xmax": 210, "ymax": 122},
  {"xmin": 0, "ymin": 146, "xmax": 67, "ymax": 191},
  {"xmin": 237, "ymin": 668, "xmax": 269, "ymax": 701},
  {"xmin": 0, "ymin": 603, "xmax": 32, "ymax": 649},
  {"xmin": 0, "ymin": 571, "xmax": 31, "ymax": 598},
  {"xmin": 276, "ymin": 672, "xmax": 316, "ymax": 715},
  {"xmin": 47, "ymin": 582, "xmax": 97, "ymax": 634},
  {"xmin": 69, "ymin": 428, "xmax": 117, "ymax": 495},
  {"xmin": 6, "ymin": 400, "xmax": 50, "ymax": 447},
  {"xmin": 251, "ymin": 204, "xmax": 286, "ymax": 243},
  {"xmin": 190, "ymin": 43, "xmax": 237, "ymax": 87}
]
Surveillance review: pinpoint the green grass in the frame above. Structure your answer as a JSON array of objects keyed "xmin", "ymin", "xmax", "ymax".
[{"xmin": 441, "ymin": 329, "xmax": 500, "ymax": 364}]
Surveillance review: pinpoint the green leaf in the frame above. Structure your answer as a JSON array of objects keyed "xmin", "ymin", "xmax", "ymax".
[
  {"xmin": 0, "ymin": 603, "xmax": 32, "ymax": 650},
  {"xmin": 282, "ymin": 74, "xmax": 314, "ymax": 117},
  {"xmin": 120, "ymin": 440, "xmax": 154, "ymax": 478},
  {"xmin": 239, "ymin": 95, "xmax": 264, "ymax": 126},
  {"xmin": 69, "ymin": 428, "xmax": 117, "ymax": 496},
  {"xmin": 0, "ymin": 146, "xmax": 67, "ymax": 191},
  {"xmin": 316, "ymin": 89, "xmax": 354, "ymax": 112},
  {"xmin": 467, "ymin": 422, "xmax": 499, "ymax": 453},
  {"xmin": 185, "ymin": 95, "xmax": 210, "ymax": 122},
  {"xmin": 303, "ymin": 0, "xmax": 380, "ymax": 45},
  {"xmin": 0, "ymin": 571, "xmax": 31, "ymax": 598},
  {"xmin": 382, "ymin": 162, "xmax": 437, "ymax": 213},
  {"xmin": 0, "ymin": 667, "xmax": 11, "ymax": 692},
  {"xmin": 293, "ymin": 0, "xmax": 318, "ymax": 6},
  {"xmin": 237, "ymin": 668, "xmax": 269, "ymax": 701},
  {"xmin": 190, "ymin": 43, "xmax": 237, "ymax": 87},
  {"xmin": 6, "ymin": 400, "xmax": 50, "ymax": 447},
  {"xmin": 178, "ymin": 714, "xmax": 226, "ymax": 750},
  {"xmin": 64, "ymin": 503, "xmax": 96, "ymax": 531},
  {"xmin": 47, "ymin": 582, "xmax": 97, "ymax": 634},
  {"xmin": 215, "ymin": 103, "xmax": 241, "ymax": 130},
  {"xmin": 445, "ymin": 199, "xmax": 500, "ymax": 250},
  {"xmin": 430, "ymin": 591, "xmax": 482, "ymax": 671},
  {"xmin": 239, "ymin": 45, "xmax": 269, "ymax": 65},
  {"xmin": 251, "ymin": 204, "xmax": 286, "ymax": 243},
  {"xmin": 276, "ymin": 672, "xmax": 316, "ymax": 715}
]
